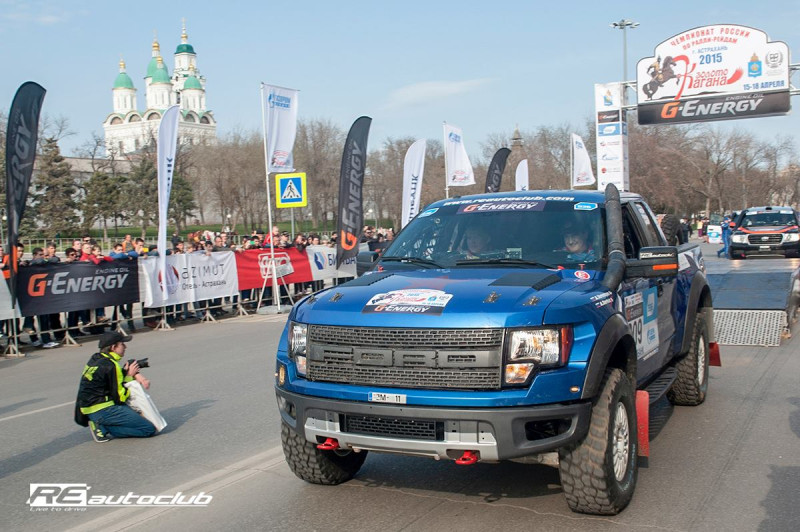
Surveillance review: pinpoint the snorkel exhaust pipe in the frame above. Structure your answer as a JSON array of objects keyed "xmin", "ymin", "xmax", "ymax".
[{"xmin": 602, "ymin": 183, "xmax": 626, "ymax": 291}]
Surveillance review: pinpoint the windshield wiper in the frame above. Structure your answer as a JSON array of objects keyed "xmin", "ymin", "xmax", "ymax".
[
  {"xmin": 455, "ymin": 258, "xmax": 555, "ymax": 268},
  {"xmin": 380, "ymin": 256, "xmax": 443, "ymax": 269}
]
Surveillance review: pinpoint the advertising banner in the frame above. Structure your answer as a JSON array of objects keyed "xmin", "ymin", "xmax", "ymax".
[
  {"xmin": 263, "ymin": 84, "xmax": 299, "ymax": 173},
  {"xmin": 17, "ymin": 261, "xmax": 139, "ymax": 317},
  {"xmin": 336, "ymin": 116, "xmax": 372, "ymax": 268},
  {"xmin": 571, "ymin": 134, "xmax": 596, "ymax": 187},
  {"xmin": 484, "ymin": 147, "xmax": 510, "ymax": 193},
  {"xmin": 594, "ymin": 82, "xmax": 629, "ymax": 191},
  {"xmin": 5, "ymin": 81, "xmax": 46, "ymax": 305},
  {"xmin": 514, "ymin": 159, "xmax": 529, "ymax": 191},
  {"xmin": 443, "ymin": 123, "xmax": 475, "ymax": 187},
  {"xmin": 0, "ymin": 275, "xmax": 17, "ymax": 320},
  {"xmin": 139, "ymin": 252, "xmax": 239, "ymax": 307},
  {"xmin": 235, "ymin": 246, "xmax": 355, "ymax": 290},
  {"xmin": 401, "ymin": 139, "xmax": 426, "ymax": 228},
  {"xmin": 636, "ymin": 25, "xmax": 791, "ymax": 125},
  {"xmin": 157, "ymin": 105, "xmax": 180, "ymax": 298}
]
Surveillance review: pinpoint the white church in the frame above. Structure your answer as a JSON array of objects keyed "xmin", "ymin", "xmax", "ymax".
[{"xmin": 103, "ymin": 23, "xmax": 217, "ymax": 155}]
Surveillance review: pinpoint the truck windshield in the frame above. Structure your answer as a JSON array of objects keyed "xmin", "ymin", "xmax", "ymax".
[
  {"xmin": 739, "ymin": 212, "xmax": 797, "ymax": 228},
  {"xmin": 382, "ymin": 198, "xmax": 606, "ymax": 269}
]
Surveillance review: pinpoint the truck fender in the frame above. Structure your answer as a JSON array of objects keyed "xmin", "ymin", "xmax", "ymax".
[
  {"xmin": 581, "ymin": 313, "xmax": 637, "ymax": 400},
  {"xmin": 679, "ymin": 271, "xmax": 714, "ymax": 355}
]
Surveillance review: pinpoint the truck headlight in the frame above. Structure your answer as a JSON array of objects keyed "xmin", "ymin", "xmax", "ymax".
[
  {"xmin": 731, "ymin": 234, "xmax": 748, "ymax": 244},
  {"xmin": 288, "ymin": 322, "xmax": 307, "ymax": 376},
  {"xmin": 504, "ymin": 327, "xmax": 572, "ymax": 385},
  {"xmin": 784, "ymin": 233, "xmax": 800, "ymax": 242}
]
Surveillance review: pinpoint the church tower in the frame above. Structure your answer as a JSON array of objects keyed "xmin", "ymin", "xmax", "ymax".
[{"xmin": 112, "ymin": 58, "xmax": 136, "ymax": 114}]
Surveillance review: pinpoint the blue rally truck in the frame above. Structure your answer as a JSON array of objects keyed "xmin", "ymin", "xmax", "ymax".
[{"xmin": 275, "ymin": 185, "xmax": 719, "ymax": 515}]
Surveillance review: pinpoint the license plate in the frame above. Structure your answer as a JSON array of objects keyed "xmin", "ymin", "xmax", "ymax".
[
  {"xmin": 759, "ymin": 245, "xmax": 770, "ymax": 250},
  {"xmin": 368, "ymin": 392, "xmax": 407, "ymax": 404}
]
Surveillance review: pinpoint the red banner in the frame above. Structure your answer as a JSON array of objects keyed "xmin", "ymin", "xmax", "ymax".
[{"xmin": 234, "ymin": 248, "xmax": 313, "ymax": 290}]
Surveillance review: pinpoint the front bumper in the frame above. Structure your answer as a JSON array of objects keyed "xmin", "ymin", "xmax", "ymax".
[
  {"xmin": 729, "ymin": 240, "xmax": 800, "ymax": 257},
  {"xmin": 276, "ymin": 387, "xmax": 591, "ymax": 461}
]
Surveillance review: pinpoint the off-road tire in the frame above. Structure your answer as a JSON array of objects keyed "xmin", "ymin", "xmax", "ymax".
[
  {"xmin": 281, "ymin": 422, "xmax": 367, "ymax": 485},
  {"xmin": 558, "ymin": 368, "xmax": 638, "ymax": 515},
  {"xmin": 659, "ymin": 214, "xmax": 681, "ymax": 246},
  {"xmin": 668, "ymin": 311, "xmax": 709, "ymax": 406}
]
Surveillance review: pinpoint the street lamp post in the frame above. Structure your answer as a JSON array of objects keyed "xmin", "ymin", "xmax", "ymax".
[{"xmin": 610, "ymin": 18, "xmax": 639, "ymax": 104}]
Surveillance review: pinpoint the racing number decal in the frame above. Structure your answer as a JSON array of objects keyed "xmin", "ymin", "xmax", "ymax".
[{"xmin": 624, "ymin": 287, "xmax": 659, "ymax": 360}]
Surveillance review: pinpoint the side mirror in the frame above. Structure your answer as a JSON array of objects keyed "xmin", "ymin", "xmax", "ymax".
[
  {"xmin": 356, "ymin": 251, "xmax": 379, "ymax": 277},
  {"xmin": 625, "ymin": 246, "xmax": 679, "ymax": 279}
]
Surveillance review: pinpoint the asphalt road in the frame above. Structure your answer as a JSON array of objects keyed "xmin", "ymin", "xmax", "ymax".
[{"xmin": 2, "ymin": 281, "xmax": 799, "ymax": 531}]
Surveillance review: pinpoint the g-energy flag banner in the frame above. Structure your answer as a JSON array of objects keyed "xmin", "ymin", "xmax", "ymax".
[
  {"xmin": 484, "ymin": 147, "xmax": 510, "ymax": 193},
  {"xmin": 5, "ymin": 81, "xmax": 46, "ymax": 304},
  {"xmin": 401, "ymin": 139, "xmax": 426, "ymax": 228},
  {"xmin": 571, "ymin": 133, "xmax": 596, "ymax": 187},
  {"xmin": 443, "ymin": 123, "xmax": 475, "ymax": 187},
  {"xmin": 336, "ymin": 116, "xmax": 372, "ymax": 269},
  {"xmin": 515, "ymin": 159, "xmax": 529, "ymax": 191}
]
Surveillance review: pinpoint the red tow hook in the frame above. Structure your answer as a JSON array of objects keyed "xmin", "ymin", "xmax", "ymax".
[
  {"xmin": 317, "ymin": 438, "xmax": 340, "ymax": 451},
  {"xmin": 455, "ymin": 450, "xmax": 479, "ymax": 465}
]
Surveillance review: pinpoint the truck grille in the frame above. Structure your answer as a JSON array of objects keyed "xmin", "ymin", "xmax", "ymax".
[
  {"xmin": 342, "ymin": 414, "xmax": 443, "ymax": 441},
  {"xmin": 747, "ymin": 233, "xmax": 783, "ymax": 244},
  {"xmin": 306, "ymin": 325, "xmax": 504, "ymax": 390},
  {"xmin": 308, "ymin": 325, "xmax": 503, "ymax": 349},
  {"xmin": 307, "ymin": 362, "xmax": 501, "ymax": 389}
]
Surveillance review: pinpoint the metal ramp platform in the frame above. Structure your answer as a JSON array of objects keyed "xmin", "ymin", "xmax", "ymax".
[{"xmin": 706, "ymin": 258, "xmax": 800, "ymax": 346}]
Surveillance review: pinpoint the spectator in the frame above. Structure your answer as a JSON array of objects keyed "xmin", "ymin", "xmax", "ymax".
[
  {"xmin": 717, "ymin": 216, "xmax": 732, "ymax": 258},
  {"xmin": 122, "ymin": 234, "xmax": 134, "ymax": 252}
]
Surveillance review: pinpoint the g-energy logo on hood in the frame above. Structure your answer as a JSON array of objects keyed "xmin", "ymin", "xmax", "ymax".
[{"xmin": 28, "ymin": 271, "xmax": 129, "ymax": 297}]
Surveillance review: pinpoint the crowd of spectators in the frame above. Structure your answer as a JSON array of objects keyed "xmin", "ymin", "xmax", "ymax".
[{"xmin": 0, "ymin": 224, "xmax": 396, "ymax": 352}]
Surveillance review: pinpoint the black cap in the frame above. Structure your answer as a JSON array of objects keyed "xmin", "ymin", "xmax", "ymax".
[{"xmin": 98, "ymin": 331, "xmax": 132, "ymax": 350}]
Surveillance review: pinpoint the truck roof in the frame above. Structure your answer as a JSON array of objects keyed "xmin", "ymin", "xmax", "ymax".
[{"xmin": 429, "ymin": 189, "xmax": 643, "ymax": 208}]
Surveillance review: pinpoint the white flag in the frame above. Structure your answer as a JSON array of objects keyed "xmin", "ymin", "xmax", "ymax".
[
  {"xmin": 571, "ymin": 133, "xmax": 596, "ymax": 187},
  {"xmin": 157, "ymin": 105, "xmax": 180, "ymax": 296},
  {"xmin": 401, "ymin": 139, "xmax": 427, "ymax": 228},
  {"xmin": 443, "ymin": 123, "xmax": 474, "ymax": 187},
  {"xmin": 264, "ymin": 84, "xmax": 299, "ymax": 173},
  {"xmin": 515, "ymin": 159, "xmax": 529, "ymax": 191}
]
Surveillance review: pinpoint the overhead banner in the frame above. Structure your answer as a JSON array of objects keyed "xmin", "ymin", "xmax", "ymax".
[
  {"xmin": 16, "ymin": 261, "xmax": 139, "ymax": 317},
  {"xmin": 5, "ymin": 81, "xmax": 46, "ymax": 305},
  {"xmin": 571, "ymin": 134, "xmax": 596, "ymax": 187},
  {"xmin": 401, "ymin": 139, "xmax": 426, "ymax": 228},
  {"xmin": 515, "ymin": 159, "xmax": 529, "ymax": 191},
  {"xmin": 235, "ymin": 246, "xmax": 356, "ymax": 290},
  {"xmin": 484, "ymin": 147, "xmax": 510, "ymax": 193},
  {"xmin": 336, "ymin": 116, "xmax": 372, "ymax": 268},
  {"xmin": 263, "ymin": 84, "xmax": 299, "ymax": 172},
  {"xmin": 594, "ymin": 82, "xmax": 629, "ymax": 191},
  {"xmin": 139, "ymin": 252, "xmax": 239, "ymax": 307},
  {"xmin": 636, "ymin": 25, "xmax": 791, "ymax": 125},
  {"xmin": 443, "ymin": 123, "xmax": 475, "ymax": 187},
  {"xmin": 157, "ymin": 105, "xmax": 180, "ymax": 298}
]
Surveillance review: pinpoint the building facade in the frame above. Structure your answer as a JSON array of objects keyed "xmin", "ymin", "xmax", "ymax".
[{"xmin": 103, "ymin": 23, "xmax": 216, "ymax": 155}]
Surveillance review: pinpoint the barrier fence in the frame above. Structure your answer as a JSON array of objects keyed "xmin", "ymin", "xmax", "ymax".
[{"xmin": 0, "ymin": 247, "xmax": 357, "ymax": 355}]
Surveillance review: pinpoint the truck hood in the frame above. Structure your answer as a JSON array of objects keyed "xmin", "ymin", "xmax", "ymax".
[{"xmin": 292, "ymin": 268, "xmax": 602, "ymax": 328}]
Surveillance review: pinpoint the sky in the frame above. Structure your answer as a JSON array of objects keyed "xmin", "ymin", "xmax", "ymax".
[{"xmin": 2, "ymin": 0, "xmax": 800, "ymax": 162}]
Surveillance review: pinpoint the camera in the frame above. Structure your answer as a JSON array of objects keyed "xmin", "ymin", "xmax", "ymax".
[{"xmin": 127, "ymin": 358, "xmax": 150, "ymax": 369}]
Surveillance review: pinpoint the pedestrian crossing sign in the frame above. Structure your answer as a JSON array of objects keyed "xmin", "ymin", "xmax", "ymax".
[{"xmin": 275, "ymin": 172, "xmax": 307, "ymax": 208}]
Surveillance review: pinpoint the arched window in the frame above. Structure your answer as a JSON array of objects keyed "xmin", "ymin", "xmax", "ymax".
[
  {"xmin": 110, "ymin": 117, "xmax": 122, "ymax": 125},
  {"xmin": 184, "ymin": 114, "xmax": 196, "ymax": 123},
  {"xmin": 147, "ymin": 112, "xmax": 160, "ymax": 121},
  {"xmin": 200, "ymin": 116, "xmax": 210, "ymax": 124},
  {"xmin": 129, "ymin": 114, "xmax": 142, "ymax": 122}
]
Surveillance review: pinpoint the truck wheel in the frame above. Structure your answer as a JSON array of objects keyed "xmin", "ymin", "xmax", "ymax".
[
  {"xmin": 281, "ymin": 423, "xmax": 368, "ymax": 485},
  {"xmin": 659, "ymin": 214, "xmax": 681, "ymax": 246},
  {"xmin": 558, "ymin": 368, "xmax": 638, "ymax": 515},
  {"xmin": 667, "ymin": 311, "xmax": 709, "ymax": 406}
]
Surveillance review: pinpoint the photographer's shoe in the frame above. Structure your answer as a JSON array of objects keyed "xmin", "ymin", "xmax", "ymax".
[{"xmin": 88, "ymin": 421, "xmax": 110, "ymax": 443}]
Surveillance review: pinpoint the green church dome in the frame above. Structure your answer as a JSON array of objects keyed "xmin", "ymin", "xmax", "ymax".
[
  {"xmin": 183, "ymin": 75, "xmax": 202, "ymax": 90},
  {"xmin": 151, "ymin": 57, "xmax": 171, "ymax": 84},
  {"xmin": 114, "ymin": 72, "xmax": 135, "ymax": 89},
  {"xmin": 176, "ymin": 43, "xmax": 195, "ymax": 54}
]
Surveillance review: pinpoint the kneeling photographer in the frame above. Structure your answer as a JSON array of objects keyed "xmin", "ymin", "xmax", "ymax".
[{"xmin": 75, "ymin": 331, "xmax": 156, "ymax": 442}]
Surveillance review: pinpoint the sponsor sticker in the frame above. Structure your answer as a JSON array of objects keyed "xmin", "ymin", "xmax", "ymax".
[
  {"xmin": 418, "ymin": 207, "xmax": 438, "ymax": 218},
  {"xmin": 574, "ymin": 270, "xmax": 591, "ymax": 280},
  {"xmin": 574, "ymin": 202, "xmax": 598, "ymax": 211},
  {"xmin": 362, "ymin": 289, "xmax": 453, "ymax": 315},
  {"xmin": 457, "ymin": 201, "xmax": 545, "ymax": 214}
]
